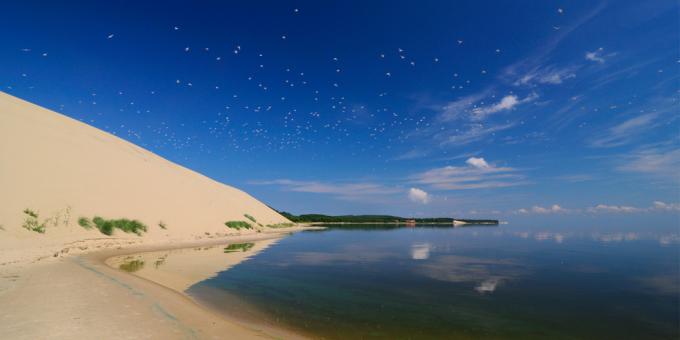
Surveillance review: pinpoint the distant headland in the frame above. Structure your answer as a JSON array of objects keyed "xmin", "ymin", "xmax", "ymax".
[{"xmin": 277, "ymin": 211, "xmax": 499, "ymax": 225}]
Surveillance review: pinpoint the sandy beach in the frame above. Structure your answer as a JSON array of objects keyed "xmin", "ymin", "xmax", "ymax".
[{"xmin": 0, "ymin": 231, "xmax": 312, "ymax": 339}]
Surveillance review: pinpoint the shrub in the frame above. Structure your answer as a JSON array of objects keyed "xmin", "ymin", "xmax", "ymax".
[
  {"xmin": 91, "ymin": 216, "xmax": 147, "ymax": 236},
  {"xmin": 23, "ymin": 209, "xmax": 38, "ymax": 218},
  {"xmin": 119, "ymin": 260, "xmax": 145, "ymax": 272},
  {"xmin": 225, "ymin": 221, "xmax": 252, "ymax": 230},
  {"xmin": 22, "ymin": 209, "xmax": 46, "ymax": 233},
  {"xmin": 78, "ymin": 217, "xmax": 93, "ymax": 229},
  {"xmin": 244, "ymin": 214, "xmax": 257, "ymax": 223},
  {"xmin": 158, "ymin": 221, "xmax": 167, "ymax": 229}
]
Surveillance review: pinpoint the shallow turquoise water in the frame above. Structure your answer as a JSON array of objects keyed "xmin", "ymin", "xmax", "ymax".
[{"xmin": 188, "ymin": 224, "xmax": 679, "ymax": 339}]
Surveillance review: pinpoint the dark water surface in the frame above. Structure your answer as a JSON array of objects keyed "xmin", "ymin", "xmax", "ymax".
[{"xmin": 188, "ymin": 224, "xmax": 679, "ymax": 339}]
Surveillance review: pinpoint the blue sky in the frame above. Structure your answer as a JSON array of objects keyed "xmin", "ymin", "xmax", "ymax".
[{"xmin": 1, "ymin": 1, "xmax": 678, "ymax": 223}]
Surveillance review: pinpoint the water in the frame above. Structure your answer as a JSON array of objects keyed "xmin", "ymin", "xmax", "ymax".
[{"xmin": 187, "ymin": 224, "xmax": 680, "ymax": 339}]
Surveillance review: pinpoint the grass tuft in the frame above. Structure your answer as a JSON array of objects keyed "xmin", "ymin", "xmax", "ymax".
[
  {"xmin": 78, "ymin": 217, "xmax": 93, "ymax": 229},
  {"xmin": 158, "ymin": 221, "xmax": 167, "ymax": 229},
  {"xmin": 22, "ymin": 209, "xmax": 46, "ymax": 233},
  {"xmin": 119, "ymin": 259, "xmax": 145, "ymax": 272},
  {"xmin": 225, "ymin": 220, "xmax": 252, "ymax": 230},
  {"xmin": 266, "ymin": 222, "xmax": 295, "ymax": 228},
  {"xmin": 244, "ymin": 214, "xmax": 257, "ymax": 223},
  {"xmin": 23, "ymin": 208, "xmax": 38, "ymax": 218},
  {"xmin": 89, "ymin": 216, "xmax": 147, "ymax": 236}
]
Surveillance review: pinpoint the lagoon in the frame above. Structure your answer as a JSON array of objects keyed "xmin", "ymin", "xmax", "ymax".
[{"xmin": 131, "ymin": 224, "xmax": 679, "ymax": 339}]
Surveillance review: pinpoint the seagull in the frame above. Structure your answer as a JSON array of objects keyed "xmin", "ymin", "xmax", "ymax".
[
  {"xmin": 107, "ymin": 34, "xmax": 115, "ymax": 39},
  {"xmin": 174, "ymin": 26, "xmax": 180, "ymax": 30},
  {"xmin": 558, "ymin": 8, "xmax": 564, "ymax": 14},
  {"xmin": 457, "ymin": 40, "xmax": 463, "ymax": 44}
]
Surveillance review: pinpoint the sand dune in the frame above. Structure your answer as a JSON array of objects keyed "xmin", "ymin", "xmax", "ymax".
[
  {"xmin": 0, "ymin": 91, "xmax": 290, "ymax": 267},
  {"xmin": 0, "ymin": 92, "xmax": 310, "ymax": 339}
]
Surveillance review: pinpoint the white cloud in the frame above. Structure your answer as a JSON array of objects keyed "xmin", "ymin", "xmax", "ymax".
[
  {"xmin": 513, "ymin": 67, "xmax": 577, "ymax": 86},
  {"xmin": 471, "ymin": 93, "xmax": 537, "ymax": 120},
  {"xmin": 587, "ymin": 204, "xmax": 642, "ymax": 213},
  {"xmin": 585, "ymin": 48, "xmax": 605, "ymax": 63},
  {"xmin": 413, "ymin": 158, "xmax": 525, "ymax": 190},
  {"xmin": 652, "ymin": 201, "xmax": 680, "ymax": 212},
  {"xmin": 465, "ymin": 157, "xmax": 490, "ymax": 169},
  {"xmin": 408, "ymin": 187, "xmax": 430, "ymax": 204},
  {"xmin": 517, "ymin": 204, "xmax": 569, "ymax": 214}
]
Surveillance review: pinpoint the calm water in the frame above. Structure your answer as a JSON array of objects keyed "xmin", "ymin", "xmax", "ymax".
[{"xmin": 188, "ymin": 224, "xmax": 680, "ymax": 339}]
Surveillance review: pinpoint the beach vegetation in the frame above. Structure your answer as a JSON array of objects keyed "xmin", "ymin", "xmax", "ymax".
[
  {"xmin": 225, "ymin": 220, "xmax": 252, "ymax": 230},
  {"xmin": 23, "ymin": 208, "xmax": 38, "ymax": 218},
  {"xmin": 244, "ymin": 214, "xmax": 257, "ymax": 223},
  {"xmin": 22, "ymin": 208, "xmax": 46, "ymax": 233},
  {"xmin": 78, "ymin": 217, "xmax": 93, "ymax": 229},
  {"xmin": 158, "ymin": 221, "xmax": 167, "ymax": 229},
  {"xmin": 267, "ymin": 222, "xmax": 295, "ymax": 228},
  {"xmin": 224, "ymin": 242, "xmax": 254, "ymax": 252},
  {"xmin": 119, "ymin": 259, "xmax": 145, "ymax": 272},
  {"xmin": 88, "ymin": 216, "xmax": 147, "ymax": 236}
]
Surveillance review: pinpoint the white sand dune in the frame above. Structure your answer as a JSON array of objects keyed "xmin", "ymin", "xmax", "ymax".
[
  {"xmin": 0, "ymin": 91, "xmax": 290, "ymax": 266},
  {"xmin": 0, "ymin": 92, "xmax": 310, "ymax": 339}
]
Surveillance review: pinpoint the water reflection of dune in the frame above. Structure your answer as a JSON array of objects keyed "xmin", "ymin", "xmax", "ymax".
[{"xmin": 106, "ymin": 238, "xmax": 281, "ymax": 293}]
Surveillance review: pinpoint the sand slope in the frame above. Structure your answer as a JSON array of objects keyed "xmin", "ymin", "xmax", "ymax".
[{"xmin": 0, "ymin": 91, "xmax": 290, "ymax": 266}]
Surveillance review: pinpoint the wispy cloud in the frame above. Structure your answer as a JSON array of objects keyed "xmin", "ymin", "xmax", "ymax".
[
  {"xmin": 412, "ymin": 157, "xmax": 526, "ymax": 190},
  {"xmin": 514, "ymin": 201, "xmax": 680, "ymax": 215},
  {"xmin": 471, "ymin": 93, "xmax": 538, "ymax": 121},
  {"xmin": 585, "ymin": 48, "xmax": 603, "ymax": 63},
  {"xmin": 617, "ymin": 142, "xmax": 680, "ymax": 181},
  {"xmin": 502, "ymin": 2, "xmax": 607, "ymax": 82},
  {"xmin": 438, "ymin": 122, "xmax": 516, "ymax": 146},
  {"xmin": 513, "ymin": 66, "xmax": 577, "ymax": 86},
  {"xmin": 584, "ymin": 48, "xmax": 617, "ymax": 64},
  {"xmin": 590, "ymin": 112, "xmax": 660, "ymax": 147},
  {"xmin": 516, "ymin": 204, "xmax": 569, "ymax": 214},
  {"xmin": 250, "ymin": 179, "xmax": 402, "ymax": 201},
  {"xmin": 587, "ymin": 201, "xmax": 680, "ymax": 213}
]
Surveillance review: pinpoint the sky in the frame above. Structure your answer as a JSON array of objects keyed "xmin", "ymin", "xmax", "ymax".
[{"xmin": 1, "ymin": 1, "xmax": 678, "ymax": 224}]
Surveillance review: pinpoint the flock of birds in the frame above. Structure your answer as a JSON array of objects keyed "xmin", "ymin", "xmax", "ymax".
[{"xmin": 9, "ymin": 7, "xmax": 569, "ymax": 162}]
